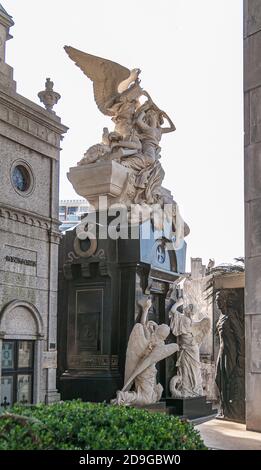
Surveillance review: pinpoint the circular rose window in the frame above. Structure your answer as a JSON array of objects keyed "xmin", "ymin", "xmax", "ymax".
[{"xmin": 11, "ymin": 162, "xmax": 34, "ymax": 196}]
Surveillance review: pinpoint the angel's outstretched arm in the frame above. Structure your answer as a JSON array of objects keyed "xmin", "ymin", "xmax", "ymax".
[
  {"xmin": 160, "ymin": 111, "xmax": 176, "ymax": 134},
  {"xmin": 170, "ymin": 297, "xmax": 184, "ymax": 316},
  {"xmin": 140, "ymin": 304, "xmax": 149, "ymax": 326}
]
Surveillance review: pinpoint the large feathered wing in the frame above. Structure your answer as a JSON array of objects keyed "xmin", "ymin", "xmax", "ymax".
[
  {"xmin": 124, "ymin": 324, "xmax": 149, "ymax": 387},
  {"xmin": 191, "ymin": 317, "xmax": 211, "ymax": 345},
  {"xmin": 64, "ymin": 46, "xmax": 130, "ymax": 115},
  {"xmin": 122, "ymin": 343, "xmax": 179, "ymax": 392}
]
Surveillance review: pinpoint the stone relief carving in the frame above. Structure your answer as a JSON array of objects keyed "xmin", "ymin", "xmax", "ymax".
[
  {"xmin": 64, "ymin": 47, "xmax": 176, "ymax": 207},
  {"xmin": 111, "ymin": 296, "xmax": 179, "ymax": 406},
  {"xmin": 169, "ymin": 298, "xmax": 210, "ymax": 398}
]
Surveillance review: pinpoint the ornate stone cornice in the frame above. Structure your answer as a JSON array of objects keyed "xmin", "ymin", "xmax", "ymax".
[
  {"xmin": 0, "ymin": 202, "xmax": 61, "ymax": 232},
  {"xmin": 0, "ymin": 90, "xmax": 68, "ymax": 159},
  {"xmin": 0, "ymin": 89, "xmax": 68, "ymax": 136}
]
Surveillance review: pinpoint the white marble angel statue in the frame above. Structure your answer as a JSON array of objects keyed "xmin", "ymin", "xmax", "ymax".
[
  {"xmin": 64, "ymin": 47, "xmax": 176, "ymax": 205},
  {"xmin": 169, "ymin": 298, "xmax": 210, "ymax": 398},
  {"xmin": 112, "ymin": 296, "xmax": 179, "ymax": 406},
  {"xmin": 64, "ymin": 46, "xmax": 143, "ymax": 139}
]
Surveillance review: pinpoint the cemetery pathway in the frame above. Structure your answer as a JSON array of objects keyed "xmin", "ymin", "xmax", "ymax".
[{"xmin": 196, "ymin": 419, "xmax": 261, "ymax": 450}]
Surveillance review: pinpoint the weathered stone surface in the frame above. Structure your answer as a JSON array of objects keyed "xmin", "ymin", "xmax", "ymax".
[
  {"xmin": 42, "ymin": 351, "xmax": 57, "ymax": 369},
  {"xmin": 245, "ymin": 0, "xmax": 261, "ymax": 431},
  {"xmin": 0, "ymin": 8, "xmax": 67, "ymax": 407},
  {"xmin": 244, "ymin": 0, "xmax": 248, "ymax": 39},
  {"xmin": 247, "ymin": 0, "xmax": 261, "ymax": 36},
  {"xmin": 0, "ymin": 135, "xmax": 52, "ymax": 217},
  {"xmin": 244, "ymin": 31, "xmax": 261, "ymax": 91},
  {"xmin": 250, "ymin": 87, "xmax": 261, "ymax": 143},
  {"xmin": 244, "ymin": 91, "xmax": 250, "ymax": 147},
  {"xmin": 246, "ymin": 199, "xmax": 261, "ymax": 257},
  {"xmin": 245, "ymin": 315, "xmax": 261, "ymax": 430},
  {"xmin": 2, "ymin": 305, "xmax": 38, "ymax": 336},
  {"xmin": 246, "ymin": 372, "xmax": 261, "ymax": 431},
  {"xmin": 245, "ymin": 255, "xmax": 261, "ymax": 314},
  {"xmin": 245, "ymin": 201, "xmax": 253, "ymax": 261},
  {"xmin": 251, "ymin": 315, "xmax": 261, "ymax": 372},
  {"xmin": 245, "ymin": 142, "xmax": 261, "ymax": 201},
  {"xmin": 213, "ymin": 272, "xmax": 245, "ymax": 289}
]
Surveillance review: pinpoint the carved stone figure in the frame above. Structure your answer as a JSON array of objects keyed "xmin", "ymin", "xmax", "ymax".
[
  {"xmin": 64, "ymin": 47, "xmax": 176, "ymax": 205},
  {"xmin": 112, "ymin": 296, "xmax": 179, "ymax": 406},
  {"xmin": 169, "ymin": 298, "xmax": 210, "ymax": 398},
  {"xmin": 215, "ymin": 289, "xmax": 245, "ymax": 422}
]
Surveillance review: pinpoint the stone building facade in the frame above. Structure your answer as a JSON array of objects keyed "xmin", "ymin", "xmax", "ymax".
[
  {"xmin": 244, "ymin": 0, "xmax": 261, "ymax": 432},
  {"xmin": 0, "ymin": 6, "xmax": 67, "ymax": 407}
]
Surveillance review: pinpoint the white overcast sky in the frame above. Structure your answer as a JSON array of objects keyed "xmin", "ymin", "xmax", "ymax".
[{"xmin": 3, "ymin": 0, "xmax": 244, "ymax": 269}]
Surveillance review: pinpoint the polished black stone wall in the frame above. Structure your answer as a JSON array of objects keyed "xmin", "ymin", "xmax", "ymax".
[{"xmin": 57, "ymin": 215, "xmax": 186, "ymax": 402}]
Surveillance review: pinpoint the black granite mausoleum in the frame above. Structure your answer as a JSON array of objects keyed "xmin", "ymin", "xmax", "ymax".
[{"xmin": 57, "ymin": 212, "xmax": 186, "ymax": 402}]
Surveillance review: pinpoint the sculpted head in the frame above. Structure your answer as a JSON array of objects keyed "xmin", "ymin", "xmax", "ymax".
[
  {"xmin": 184, "ymin": 304, "xmax": 194, "ymax": 318},
  {"xmin": 216, "ymin": 289, "xmax": 238, "ymax": 312},
  {"xmin": 216, "ymin": 291, "xmax": 226, "ymax": 312},
  {"xmin": 156, "ymin": 323, "xmax": 170, "ymax": 340},
  {"xmin": 145, "ymin": 109, "xmax": 158, "ymax": 127}
]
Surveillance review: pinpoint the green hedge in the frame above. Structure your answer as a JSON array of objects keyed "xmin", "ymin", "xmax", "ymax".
[{"xmin": 0, "ymin": 400, "xmax": 206, "ymax": 450}]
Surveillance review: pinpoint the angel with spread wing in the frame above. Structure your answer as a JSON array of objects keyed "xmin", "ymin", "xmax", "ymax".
[
  {"xmin": 169, "ymin": 298, "xmax": 210, "ymax": 398},
  {"xmin": 112, "ymin": 296, "xmax": 179, "ymax": 406},
  {"xmin": 64, "ymin": 46, "xmax": 143, "ymax": 136},
  {"xmin": 64, "ymin": 47, "xmax": 177, "ymax": 205}
]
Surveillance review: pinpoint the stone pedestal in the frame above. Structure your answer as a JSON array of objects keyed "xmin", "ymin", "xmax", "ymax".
[
  {"xmin": 67, "ymin": 161, "xmax": 129, "ymax": 209},
  {"xmin": 45, "ymin": 390, "xmax": 61, "ymax": 404},
  {"xmin": 166, "ymin": 396, "xmax": 217, "ymax": 420},
  {"xmin": 132, "ymin": 402, "xmax": 167, "ymax": 414}
]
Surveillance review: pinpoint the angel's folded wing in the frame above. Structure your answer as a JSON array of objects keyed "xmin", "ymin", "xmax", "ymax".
[
  {"xmin": 123, "ymin": 342, "xmax": 179, "ymax": 392},
  {"xmin": 64, "ymin": 46, "xmax": 130, "ymax": 116},
  {"xmin": 124, "ymin": 323, "xmax": 149, "ymax": 386},
  {"xmin": 191, "ymin": 317, "xmax": 211, "ymax": 344}
]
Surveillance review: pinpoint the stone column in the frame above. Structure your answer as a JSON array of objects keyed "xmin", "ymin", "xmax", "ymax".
[{"xmin": 244, "ymin": 0, "xmax": 261, "ymax": 432}]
